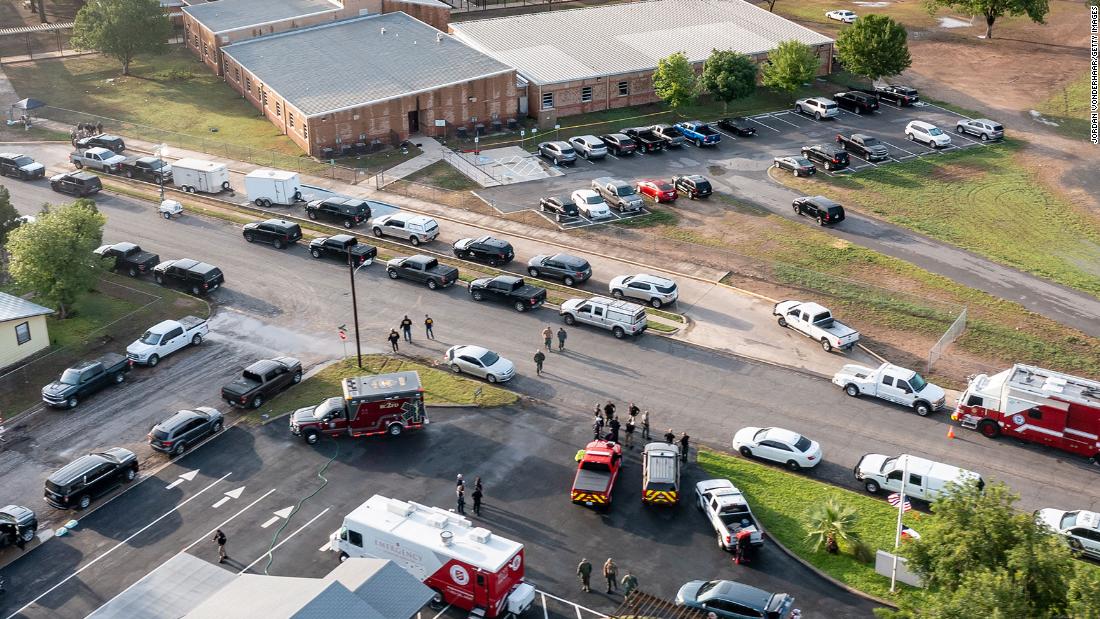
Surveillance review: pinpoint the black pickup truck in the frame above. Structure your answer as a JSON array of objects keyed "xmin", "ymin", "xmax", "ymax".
[
  {"xmin": 835, "ymin": 133, "xmax": 889, "ymax": 161},
  {"xmin": 309, "ymin": 234, "xmax": 377, "ymax": 265},
  {"xmin": 118, "ymin": 156, "xmax": 172, "ymax": 183},
  {"xmin": 469, "ymin": 275, "xmax": 547, "ymax": 312},
  {"xmin": 221, "ymin": 357, "xmax": 302, "ymax": 409},
  {"xmin": 41, "ymin": 353, "xmax": 131, "ymax": 409},
  {"xmin": 622, "ymin": 127, "xmax": 665, "ymax": 153},
  {"xmin": 386, "ymin": 255, "xmax": 458, "ymax": 290},
  {"xmin": 94, "ymin": 242, "xmax": 160, "ymax": 277}
]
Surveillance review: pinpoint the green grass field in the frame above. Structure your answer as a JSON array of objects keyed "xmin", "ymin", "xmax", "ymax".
[
  {"xmin": 791, "ymin": 142, "xmax": 1100, "ymax": 299},
  {"xmin": 1037, "ymin": 71, "xmax": 1094, "ymax": 141},
  {"xmin": 404, "ymin": 160, "xmax": 480, "ymax": 191},
  {"xmin": 698, "ymin": 450, "xmax": 917, "ymax": 601}
]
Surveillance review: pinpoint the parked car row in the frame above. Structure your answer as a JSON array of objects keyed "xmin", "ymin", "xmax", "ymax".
[{"xmin": 539, "ymin": 175, "xmax": 711, "ymax": 222}]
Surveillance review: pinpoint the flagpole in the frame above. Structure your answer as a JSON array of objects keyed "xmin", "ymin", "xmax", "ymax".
[{"xmin": 890, "ymin": 454, "xmax": 909, "ymax": 593}]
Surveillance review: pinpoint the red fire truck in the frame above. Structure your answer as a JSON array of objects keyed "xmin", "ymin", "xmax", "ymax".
[
  {"xmin": 331, "ymin": 495, "xmax": 536, "ymax": 618},
  {"xmin": 571, "ymin": 440, "xmax": 623, "ymax": 510},
  {"xmin": 289, "ymin": 371, "xmax": 427, "ymax": 444},
  {"xmin": 954, "ymin": 364, "xmax": 1100, "ymax": 462}
]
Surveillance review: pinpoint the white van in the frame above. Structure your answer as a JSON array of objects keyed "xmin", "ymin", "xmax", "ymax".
[
  {"xmin": 172, "ymin": 158, "xmax": 231, "ymax": 194},
  {"xmin": 854, "ymin": 453, "xmax": 983, "ymax": 501},
  {"xmin": 559, "ymin": 296, "xmax": 647, "ymax": 339},
  {"xmin": 243, "ymin": 169, "xmax": 303, "ymax": 207}
]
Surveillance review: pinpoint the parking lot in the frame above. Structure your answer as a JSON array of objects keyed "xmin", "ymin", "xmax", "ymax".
[{"xmin": 480, "ymin": 99, "xmax": 992, "ymax": 225}]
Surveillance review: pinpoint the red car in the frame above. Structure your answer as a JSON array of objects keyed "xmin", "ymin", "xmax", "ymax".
[{"xmin": 637, "ymin": 179, "xmax": 677, "ymax": 203}]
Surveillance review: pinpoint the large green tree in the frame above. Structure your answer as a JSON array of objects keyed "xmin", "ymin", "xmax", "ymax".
[
  {"xmin": 72, "ymin": 0, "xmax": 172, "ymax": 76},
  {"xmin": 0, "ymin": 185, "xmax": 21, "ymax": 247},
  {"xmin": 700, "ymin": 50, "xmax": 758, "ymax": 114},
  {"xmin": 923, "ymin": 0, "xmax": 1050, "ymax": 39},
  {"xmin": 835, "ymin": 14, "xmax": 912, "ymax": 81},
  {"xmin": 876, "ymin": 480, "xmax": 1087, "ymax": 619},
  {"xmin": 760, "ymin": 40, "xmax": 819, "ymax": 94},
  {"xmin": 6, "ymin": 200, "xmax": 105, "ymax": 318},
  {"xmin": 652, "ymin": 52, "xmax": 698, "ymax": 110}
]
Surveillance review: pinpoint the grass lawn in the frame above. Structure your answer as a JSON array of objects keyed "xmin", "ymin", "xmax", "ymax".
[
  {"xmin": 784, "ymin": 141, "xmax": 1100, "ymax": 299},
  {"xmin": 1037, "ymin": 71, "xmax": 1094, "ymax": 141},
  {"xmin": 248, "ymin": 355, "xmax": 518, "ymax": 423},
  {"xmin": 698, "ymin": 450, "xmax": 917, "ymax": 602},
  {"xmin": 6, "ymin": 47, "xmax": 304, "ymax": 155},
  {"xmin": 404, "ymin": 160, "xmax": 480, "ymax": 190}
]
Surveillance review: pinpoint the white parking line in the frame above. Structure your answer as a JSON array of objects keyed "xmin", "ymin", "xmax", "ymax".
[
  {"xmin": 606, "ymin": 153, "xmax": 620, "ymax": 161},
  {"xmin": 747, "ymin": 116, "xmax": 781, "ymax": 132},
  {"xmin": 5, "ymin": 473, "xmax": 232, "ymax": 619},
  {"xmin": 764, "ymin": 113, "xmax": 801, "ymax": 128},
  {"xmin": 538, "ymin": 590, "xmax": 608, "ymax": 618},
  {"xmin": 923, "ymin": 101, "xmax": 972, "ymax": 119},
  {"xmin": 948, "ymin": 130, "xmax": 983, "ymax": 145},
  {"xmin": 181, "ymin": 488, "xmax": 278, "ymax": 553},
  {"xmin": 431, "ymin": 604, "xmax": 453, "ymax": 619},
  {"xmin": 238, "ymin": 507, "xmax": 331, "ymax": 574},
  {"xmin": 714, "ymin": 128, "xmax": 737, "ymax": 140},
  {"xmin": 880, "ymin": 139, "xmax": 920, "ymax": 157}
]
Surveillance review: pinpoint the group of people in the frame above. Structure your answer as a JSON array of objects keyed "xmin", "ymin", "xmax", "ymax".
[
  {"xmin": 387, "ymin": 314, "xmax": 435, "ymax": 351},
  {"xmin": 532, "ymin": 325, "xmax": 568, "ymax": 376},
  {"xmin": 576, "ymin": 557, "xmax": 638, "ymax": 597},
  {"xmin": 454, "ymin": 473, "xmax": 484, "ymax": 517},
  {"xmin": 588, "ymin": 401, "xmax": 690, "ymax": 461},
  {"xmin": 68, "ymin": 122, "xmax": 103, "ymax": 145}
]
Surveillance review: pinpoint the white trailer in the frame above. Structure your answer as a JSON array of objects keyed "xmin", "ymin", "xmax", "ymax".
[
  {"xmin": 243, "ymin": 169, "xmax": 303, "ymax": 207},
  {"xmin": 172, "ymin": 158, "xmax": 230, "ymax": 194}
]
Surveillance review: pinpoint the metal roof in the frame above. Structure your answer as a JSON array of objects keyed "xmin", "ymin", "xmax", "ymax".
[
  {"xmin": 86, "ymin": 553, "xmax": 236, "ymax": 619},
  {"xmin": 182, "ymin": 0, "xmax": 339, "ymax": 34},
  {"xmin": 326, "ymin": 558, "xmax": 435, "ymax": 619},
  {"xmin": 451, "ymin": 0, "xmax": 833, "ymax": 85},
  {"xmin": 187, "ymin": 574, "xmax": 387, "ymax": 619},
  {"xmin": 221, "ymin": 13, "xmax": 514, "ymax": 117},
  {"xmin": 0, "ymin": 291, "xmax": 53, "ymax": 322}
]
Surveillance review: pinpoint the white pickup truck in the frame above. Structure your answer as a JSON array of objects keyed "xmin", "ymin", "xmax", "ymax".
[
  {"xmin": 773, "ymin": 300, "xmax": 860, "ymax": 353},
  {"xmin": 832, "ymin": 363, "xmax": 947, "ymax": 416},
  {"xmin": 126, "ymin": 316, "xmax": 208, "ymax": 367},
  {"xmin": 695, "ymin": 479, "xmax": 764, "ymax": 551}
]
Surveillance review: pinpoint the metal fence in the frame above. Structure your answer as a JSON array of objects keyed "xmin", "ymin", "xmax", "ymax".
[
  {"xmin": 0, "ymin": 22, "xmax": 73, "ymax": 63},
  {"xmin": 928, "ymin": 305, "xmax": 967, "ymax": 373},
  {"xmin": 40, "ymin": 106, "xmax": 375, "ymax": 185}
]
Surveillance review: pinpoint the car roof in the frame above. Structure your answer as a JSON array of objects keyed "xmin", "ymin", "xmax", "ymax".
[
  {"xmin": 551, "ymin": 253, "xmax": 587, "ymax": 266},
  {"xmin": 328, "ymin": 233, "xmax": 355, "ymax": 243},
  {"xmin": 245, "ymin": 358, "xmax": 287, "ymax": 374},
  {"xmin": 852, "ymin": 133, "xmax": 875, "ymax": 140},
  {"xmin": 112, "ymin": 241, "xmax": 138, "ymax": 252},
  {"xmin": 494, "ymin": 274, "xmax": 522, "ymax": 285},
  {"xmin": 72, "ymin": 171, "xmax": 100, "ymax": 181},
  {"xmin": 455, "ymin": 344, "xmax": 491, "ymax": 357},
  {"xmin": 572, "ymin": 135, "xmax": 601, "ymax": 143},
  {"xmin": 630, "ymin": 273, "xmax": 675, "ymax": 286},
  {"xmin": 156, "ymin": 409, "xmax": 208, "ymax": 432},
  {"xmin": 761, "ymin": 427, "xmax": 803, "ymax": 444},
  {"xmin": 908, "ymin": 120, "xmax": 936, "ymax": 128},
  {"xmin": 474, "ymin": 235, "xmax": 508, "ymax": 247},
  {"xmin": 48, "ymin": 453, "xmax": 111, "ymax": 484},
  {"xmin": 703, "ymin": 580, "xmax": 772, "ymax": 608},
  {"xmin": 261, "ymin": 218, "xmax": 297, "ymax": 227},
  {"xmin": 0, "ymin": 152, "xmax": 27, "ymax": 158},
  {"xmin": 573, "ymin": 189, "xmax": 599, "ymax": 197}
]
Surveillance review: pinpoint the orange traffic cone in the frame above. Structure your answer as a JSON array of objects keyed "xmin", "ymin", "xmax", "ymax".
[{"xmin": 946, "ymin": 427, "xmax": 956, "ymax": 440}]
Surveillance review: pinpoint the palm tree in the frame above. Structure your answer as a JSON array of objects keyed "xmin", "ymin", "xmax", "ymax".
[{"xmin": 805, "ymin": 498, "xmax": 861, "ymax": 554}]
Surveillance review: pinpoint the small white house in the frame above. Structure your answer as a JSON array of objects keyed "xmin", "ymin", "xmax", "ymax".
[{"xmin": 0, "ymin": 292, "xmax": 53, "ymax": 369}]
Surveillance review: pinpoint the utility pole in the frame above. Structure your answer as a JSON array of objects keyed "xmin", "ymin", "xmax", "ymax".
[
  {"xmin": 155, "ymin": 143, "xmax": 167, "ymax": 203},
  {"xmin": 348, "ymin": 250, "xmax": 363, "ymax": 368}
]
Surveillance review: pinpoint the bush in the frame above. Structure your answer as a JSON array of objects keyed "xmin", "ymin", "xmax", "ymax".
[{"xmin": 852, "ymin": 539, "xmax": 876, "ymax": 564}]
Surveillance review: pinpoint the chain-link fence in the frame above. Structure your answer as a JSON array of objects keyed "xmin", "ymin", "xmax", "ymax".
[
  {"xmin": 377, "ymin": 172, "xmax": 491, "ymax": 213},
  {"xmin": 40, "ymin": 106, "xmax": 375, "ymax": 185},
  {"xmin": 928, "ymin": 306, "xmax": 967, "ymax": 373},
  {"xmin": 0, "ymin": 22, "xmax": 73, "ymax": 63}
]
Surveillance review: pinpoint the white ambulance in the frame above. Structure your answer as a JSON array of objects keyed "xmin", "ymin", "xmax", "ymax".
[{"xmin": 331, "ymin": 495, "xmax": 536, "ymax": 618}]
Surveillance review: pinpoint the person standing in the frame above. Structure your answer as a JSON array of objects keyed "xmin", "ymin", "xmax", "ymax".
[
  {"xmin": 472, "ymin": 484, "xmax": 483, "ymax": 516},
  {"xmin": 594, "ymin": 403, "xmax": 604, "ymax": 421},
  {"xmin": 603, "ymin": 401, "xmax": 616, "ymax": 420},
  {"xmin": 664, "ymin": 428, "xmax": 676, "ymax": 444},
  {"xmin": 557, "ymin": 327, "xmax": 567, "ymax": 351},
  {"xmin": 593, "ymin": 413, "xmax": 604, "ymax": 440},
  {"xmin": 456, "ymin": 473, "xmax": 466, "ymax": 492},
  {"xmin": 642, "ymin": 410, "xmax": 651, "ymax": 440},
  {"xmin": 387, "ymin": 329, "xmax": 400, "ymax": 352},
  {"xmin": 533, "ymin": 349, "xmax": 546, "ymax": 376},
  {"xmin": 621, "ymin": 571, "xmax": 639, "ymax": 597},
  {"xmin": 624, "ymin": 417, "xmax": 636, "ymax": 449},
  {"xmin": 577, "ymin": 558, "xmax": 592, "ymax": 592},
  {"xmin": 602, "ymin": 557, "xmax": 618, "ymax": 594},
  {"xmin": 542, "ymin": 326, "xmax": 553, "ymax": 351},
  {"xmin": 608, "ymin": 416, "xmax": 621, "ymax": 444},
  {"xmin": 456, "ymin": 488, "xmax": 466, "ymax": 515},
  {"xmin": 213, "ymin": 529, "xmax": 228, "ymax": 563},
  {"xmin": 424, "ymin": 314, "xmax": 435, "ymax": 339},
  {"xmin": 400, "ymin": 315, "xmax": 413, "ymax": 342},
  {"xmin": 628, "ymin": 403, "xmax": 640, "ymax": 423},
  {"xmin": 679, "ymin": 432, "xmax": 690, "ymax": 463}
]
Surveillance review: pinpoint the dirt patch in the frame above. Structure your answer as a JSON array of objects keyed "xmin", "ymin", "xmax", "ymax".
[{"xmin": 924, "ymin": 162, "xmax": 987, "ymax": 184}]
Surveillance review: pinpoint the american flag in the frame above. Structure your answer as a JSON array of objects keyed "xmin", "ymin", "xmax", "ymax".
[{"xmin": 888, "ymin": 493, "xmax": 912, "ymax": 512}]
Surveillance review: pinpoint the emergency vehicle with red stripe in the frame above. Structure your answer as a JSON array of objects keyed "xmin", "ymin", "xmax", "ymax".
[
  {"xmin": 954, "ymin": 364, "xmax": 1100, "ymax": 463},
  {"xmin": 571, "ymin": 440, "xmax": 623, "ymax": 510},
  {"xmin": 331, "ymin": 495, "xmax": 536, "ymax": 618}
]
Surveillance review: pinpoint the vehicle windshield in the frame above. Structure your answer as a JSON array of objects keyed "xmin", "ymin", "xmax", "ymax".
[
  {"xmin": 616, "ymin": 186, "xmax": 636, "ymax": 196},
  {"xmin": 584, "ymin": 195, "xmax": 603, "ymax": 205},
  {"xmin": 909, "ymin": 373, "xmax": 928, "ymax": 392},
  {"xmin": 147, "ymin": 159, "xmax": 167, "ymax": 170},
  {"xmin": 59, "ymin": 369, "xmax": 81, "ymax": 385},
  {"xmin": 14, "ymin": 156, "xmax": 34, "ymax": 166},
  {"xmin": 697, "ymin": 581, "xmax": 719, "ymax": 596},
  {"xmin": 479, "ymin": 351, "xmax": 500, "ymax": 366},
  {"xmin": 795, "ymin": 158, "xmax": 813, "ymax": 166},
  {"xmin": 656, "ymin": 182, "xmax": 673, "ymax": 190},
  {"xmin": 863, "ymin": 137, "xmax": 882, "ymax": 146},
  {"xmin": 1061, "ymin": 512, "xmax": 1080, "ymax": 529},
  {"xmin": 928, "ymin": 127, "xmax": 944, "ymax": 136},
  {"xmin": 655, "ymin": 282, "xmax": 676, "ymax": 294},
  {"xmin": 139, "ymin": 331, "xmax": 161, "ymax": 345},
  {"xmin": 754, "ymin": 428, "xmax": 770, "ymax": 441},
  {"xmin": 794, "ymin": 435, "xmax": 812, "ymax": 452},
  {"xmin": 882, "ymin": 457, "xmax": 897, "ymax": 472}
]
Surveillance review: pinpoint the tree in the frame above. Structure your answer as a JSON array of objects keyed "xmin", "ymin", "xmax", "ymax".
[
  {"xmin": 876, "ymin": 480, "xmax": 1079, "ymax": 618},
  {"xmin": 0, "ymin": 186, "xmax": 21, "ymax": 247},
  {"xmin": 923, "ymin": 0, "xmax": 1050, "ymax": 40},
  {"xmin": 760, "ymin": 40, "xmax": 819, "ymax": 94},
  {"xmin": 701, "ymin": 50, "xmax": 758, "ymax": 114},
  {"xmin": 71, "ymin": 0, "xmax": 172, "ymax": 76},
  {"xmin": 652, "ymin": 52, "xmax": 698, "ymax": 110},
  {"xmin": 805, "ymin": 497, "xmax": 860, "ymax": 554},
  {"xmin": 835, "ymin": 14, "xmax": 912, "ymax": 82},
  {"xmin": 5, "ymin": 201, "xmax": 105, "ymax": 319}
]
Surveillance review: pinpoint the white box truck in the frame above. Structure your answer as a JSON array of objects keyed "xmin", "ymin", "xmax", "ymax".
[
  {"xmin": 244, "ymin": 169, "xmax": 303, "ymax": 207},
  {"xmin": 172, "ymin": 158, "xmax": 230, "ymax": 194}
]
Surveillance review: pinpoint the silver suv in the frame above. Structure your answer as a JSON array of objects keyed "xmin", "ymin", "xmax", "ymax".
[
  {"xmin": 567, "ymin": 135, "xmax": 607, "ymax": 160},
  {"xmin": 794, "ymin": 97, "xmax": 839, "ymax": 120},
  {"xmin": 955, "ymin": 118, "xmax": 1003, "ymax": 141},
  {"xmin": 538, "ymin": 141, "xmax": 577, "ymax": 166},
  {"xmin": 609, "ymin": 273, "xmax": 678, "ymax": 308}
]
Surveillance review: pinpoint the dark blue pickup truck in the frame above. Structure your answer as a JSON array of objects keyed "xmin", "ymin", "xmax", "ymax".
[{"xmin": 674, "ymin": 121, "xmax": 721, "ymax": 147}]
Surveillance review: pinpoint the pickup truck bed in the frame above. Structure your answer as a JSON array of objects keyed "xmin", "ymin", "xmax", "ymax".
[{"xmin": 573, "ymin": 468, "xmax": 612, "ymax": 493}]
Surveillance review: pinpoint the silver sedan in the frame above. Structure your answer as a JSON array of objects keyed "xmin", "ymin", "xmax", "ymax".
[{"xmin": 444, "ymin": 345, "xmax": 515, "ymax": 383}]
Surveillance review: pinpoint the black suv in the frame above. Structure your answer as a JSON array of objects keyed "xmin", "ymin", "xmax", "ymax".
[
  {"xmin": 154, "ymin": 258, "xmax": 225, "ymax": 295},
  {"xmin": 75, "ymin": 133, "xmax": 126, "ymax": 153},
  {"xmin": 243, "ymin": 218, "xmax": 302, "ymax": 249},
  {"xmin": 539, "ymin": 195, "xmax": 579, "ymax": 220},
  {"xmin": 793, "ymin": 196, "xmax": 845, "ymax": 226},
  {"xmin": 50, "ymin": 171, "xmax": 102, "ymax": 196},
  {"xmin": 305, "ymin": 197, "xmax": 371, "ymax": 229},
  {"xmin": 452, "ymin": 235, "xmax": 514, "ymax": 266},
  {"xmin": 45, "ymin": 448, "xmax": 138, "ymax": 510},
  {"xmin": 0, "ymin": 153, "xmax": 45, "ymax": 179},
  {"xmin": 0, "ymin": 505, "xmax": 37, "ymax": 549},
  {"xmin": 832, "ymin": 91, "xmax": 879, "ymax": 115},
  {"xmin": 672, "ymin": 175, "xmax": 712, "ymax": 199},
  {"xmin": 800, "ymin": 144, "xmax": 849, "ymax": 171},
  {"xmin": 148, "ymin": 407, "xmax": 224, "ymax": 456}
]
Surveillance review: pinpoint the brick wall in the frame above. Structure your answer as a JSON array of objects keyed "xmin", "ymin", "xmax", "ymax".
[{"xmin": 381, "ymin": 0, "xmax": 451, "ymax": 31}]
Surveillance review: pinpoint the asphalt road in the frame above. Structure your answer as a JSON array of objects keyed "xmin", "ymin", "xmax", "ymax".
[{"xmin": 477, "ymin": 102, "xmax": 1100, "ymax": 339}]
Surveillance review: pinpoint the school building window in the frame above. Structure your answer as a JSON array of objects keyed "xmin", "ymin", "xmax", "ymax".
[
  {"xmin": 233, "ymin": 67, "xmax": 240, "ymax": 82},
  {"xmin": 192, "ymin": 34, "xmax": 199, "ymax": 48},
  {"xmin": 303, "ymin": 124, "xmax": 308, "ymax": 139},
  {"xmin": 202, "ymin": 41, "xmax": 208, "ymax": 57},
  {"xmin": 541, "ymin": 92, "xmax": 554, "ymax": 110},
  {"xmin": 580, "ymin": 86, "xmax": 593, "ymax": 103},
  {"xmin": 288, "ymin": 112, "xmax": 295, "ymax": 128},
  {"xmin": 618, "ymin": 81, "xmax": 629, "ymax": 96},
  {"xmin": 275, "ymin": 101, "xmax": 281, "ymax": 116},
  {"xmin": 245, "ymin": 77, "xmax": 252, "ymax": 95},
  {"xmin": 15, "ymin": 321, "xmax": 30, "ymax": 345},
  {"xmin": 261, "ymin": 89, "xmax": 268, "ymax": 108}
]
